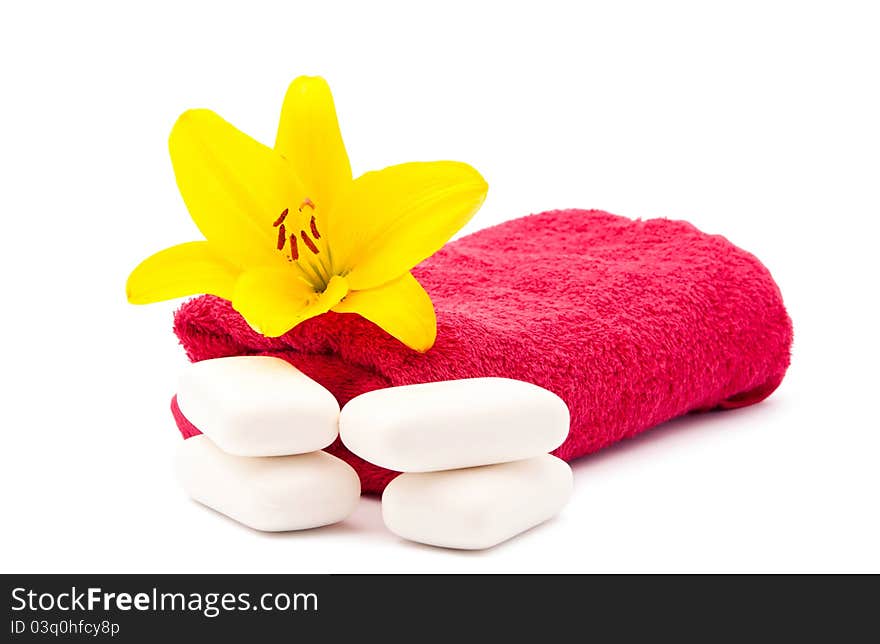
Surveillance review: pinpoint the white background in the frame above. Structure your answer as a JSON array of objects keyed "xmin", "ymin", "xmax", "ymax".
[{"xmin": 1, "ymin": 1, "xmax": 877, "ymax": 573}]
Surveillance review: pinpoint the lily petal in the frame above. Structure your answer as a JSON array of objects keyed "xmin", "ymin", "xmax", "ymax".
[
  {"xmin": 232, "ymin": 269, "xmax": 348, "ymax": 337},
  {"xmin": 327, "ymin": 161, "xmax": 488, "ymax": 290},
  {"xmin": 126, "ymin": 241, "xmax": 239, "ymax": 304},
  {"xmin": 332, "ymin": 272, "xmax": 437, "ymax": 352},
  {"xmin": 169, "ymin": 109, "xmax": 306, "ymax": 268},
  {"xmin": 275, "ymin": 76, "xmax": 352, "ymax": 216}
]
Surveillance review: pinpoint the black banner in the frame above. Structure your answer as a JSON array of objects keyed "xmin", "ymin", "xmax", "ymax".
[{"xmin": 3, "ymin": 574, "xmax": 873, "ymax": 641}]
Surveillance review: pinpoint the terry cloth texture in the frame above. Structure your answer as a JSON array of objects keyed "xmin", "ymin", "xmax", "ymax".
[{"xmin": 171, "ymin": 209, "xmax": 793, "ymax": 494}]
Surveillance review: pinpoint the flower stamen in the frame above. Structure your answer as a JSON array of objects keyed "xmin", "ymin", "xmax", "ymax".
[
  {"xmin": 310, "ymin": 215, "xmax": 321, "ymax": 240},
  {"xmin": 289, "ymin": 234, "xmax": 299, "ymax": 261},
  {"xmin": 273, "ymin": 208, "xmax": 289, "ymax": 227},
  {"xmin": 300, "ymin": 230, "xmax": 320, "ymax": 255},
  {"xmin": 276, "ymin": 223, "xmax": 287, "ymax": 250}
]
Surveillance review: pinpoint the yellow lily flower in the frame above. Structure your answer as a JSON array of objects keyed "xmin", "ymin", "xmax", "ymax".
[{"xmin": 126, "ymin": 76, "xmax": 487, "ymax": 352}]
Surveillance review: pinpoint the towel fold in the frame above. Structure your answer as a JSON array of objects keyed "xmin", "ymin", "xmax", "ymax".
[{"xmin": 171, "ymin": 209, "xmax": 793, "ymax": 493}]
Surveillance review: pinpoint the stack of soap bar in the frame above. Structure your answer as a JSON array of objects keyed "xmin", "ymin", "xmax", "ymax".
[
  {"xmin": 174, "ymin": 356, "xmax": 360, "ymax": 531},
  {"xmin": 339, "ymin": 378, "xmax": 573, "ymax": 549}
]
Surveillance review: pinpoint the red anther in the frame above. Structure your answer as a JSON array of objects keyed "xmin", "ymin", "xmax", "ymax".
[
  {"xmin": 300, "ymin": 230, "xmax": 320, "ymax": 255},
  {"xmin": 273, "ymin": 208, "xmax": 289, "ymax": 227},
  {"xmin": 276, "ymin": 223, "xmax": 287, "ymax": 250},
  {"xmin": 298, "ymin": 198, "xmax": 315, "ymax": 212},
  {"xmin": 289, "ymin": 234, "xmax": 299, "ymax": 260},
  {"xmin": 310, "ymin": 215, "xmax": 321, "ymax": 240}
]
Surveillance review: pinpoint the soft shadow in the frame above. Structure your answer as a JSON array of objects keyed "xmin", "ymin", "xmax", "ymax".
[{"xmin": 569, "ymin": 397, "xmax": 787, "ymax": 474}]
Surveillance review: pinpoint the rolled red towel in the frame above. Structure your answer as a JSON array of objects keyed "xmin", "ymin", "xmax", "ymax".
[{"xmin": 171, "ymin": 209, "xmax": 793, "ymax": 493}]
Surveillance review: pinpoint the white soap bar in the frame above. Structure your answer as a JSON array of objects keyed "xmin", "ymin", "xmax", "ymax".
[
  {"xmin": 381, "ymin": 454, "xmax": 573, "ymax": 550},
  {"xmin": 339, "ymin": 378, "xmax": 570, "ymax": 472},
  {"xmin": 175, "ymin": 435, "xmax": 360, "ymax": 532},
  {"xmin": 176, "ymin": 356, "xmax": 339, "ymax": 457}
]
